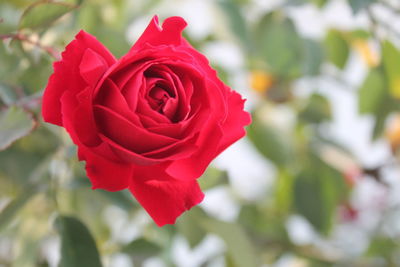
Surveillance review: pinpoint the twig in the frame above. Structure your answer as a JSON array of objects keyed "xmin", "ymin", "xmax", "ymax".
[{"xmin": 0, "ymin": 33, "xmax": 60, "ymax": 60}]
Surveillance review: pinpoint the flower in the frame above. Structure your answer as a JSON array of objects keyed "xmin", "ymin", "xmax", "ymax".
[{"xmin": 42, "ymin": 16, "xmax": 251, "ymax": 226}]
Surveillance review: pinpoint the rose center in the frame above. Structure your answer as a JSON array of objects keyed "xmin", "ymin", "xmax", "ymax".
[
  {"xmin": 147, "ymin": 84, "xmax": 178, "ymax": 120},
  {"xmin": 149, "ymin": 86, "xmax": 169, "ymax": 109}
]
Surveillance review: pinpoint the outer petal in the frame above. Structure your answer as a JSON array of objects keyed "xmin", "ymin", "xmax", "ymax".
[
  {"xmin": 166, "ymin": 122, "xmax": 223, "ymax": 180},
  {"xmin": 61, "ymin": 90, "xmax": 132, "ymax": 191},
  {"xmin": 42, "ymin": 30, "xmax": 116, "ymax": 125},
  {"xmin": 81, "ymin": 147, "xmax": 133, "ymax": 191},
  {"xmin": 217, "ymin": 91, "xmax": 252, "ymax": 153},
  {"xmin": 129, "ymin": 16, "xmax": 187, "ymax": 52},
  {"xmin": 129, "ymin": 165, "xmax": 204, "ymax": 226}
]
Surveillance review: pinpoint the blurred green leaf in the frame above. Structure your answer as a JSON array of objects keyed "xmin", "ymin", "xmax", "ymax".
[
  {"xmin": 256, "ymin": 14, "xmax": 303, "ymax": 77},
  {"xmin": 350, "ymin": 29, "xmax": 371, "ymax": 40},
  {"xmin": 0, "ymin": 5, "xmax": 20, "ymax": 34},
  {"xmin": 77, "ymin": 2, "xmax": 101, "ymax": 33},
  {"xmin": 97, "ymin": 189, "xmax": 136, "ymax": 211},
  {"xmin": 19, "ymin": 0, "xmax": 77, "ymax": 30},
  {"xmin": 239, "ymin": 204, "xmax": 289, "ymax": 243},
  {"xmin": 302, "ymin": 39, "xmax": 324, "ymax": 76},
  {"xmin": 0, "ymin": 187, "xmax": 37, "ymax": 231},
  {"xmin": 199, "ymin": 167, "xmax": 229, "ymax": 190},
  {"xmin": 0, "ymin": 105, "xmax": 36, "ymax": 151},
  {"xmin": 177, "ymin": 207, "xmax": 207, "ymax": 248},
  {"xmin": 218, "ymin": 0, "xmax": 251, "ymax": 52},
  {"xmin": 287, "ymin": 0, "xmax": 328, "ymax": 7},
  {"xmin": 349, "ymin": 0, "xmax": 375, "ymax": 14},
  {"xmin": 299, "ymin": 93, "xmax": 332, "ymax": 124},
  {"xmin": 19, "ymin": 56, "xmax": 52, "ymax": 94},
  {"xmin": 293, "ymin": 157, "xmax": 346, "ymax": 235},
  {"xmin": 324, "ymin": 29, "xmax": 349, "ymax": 69},
  {"xmin": 93, "ymin": 28, "xmax": 130, "ymax": 58},
  {"xmin": 0, "ymin": 126, "xmax": 58, "ymax": 184},
  {"xmin": 366, "ymin": 237, "xmax": 397, "ymax": 258},
  {"xmin": 382, "ymin": 40, "xmax": 400, "ymax": 99},
  {"xmin": 55, "ymin": 215, "xmax": 102, "ymax": 267},
  {"xmin": 0, "ymin": 83, "xmax": 17, "ymax": 106},
  {"xmin": 247, "ymin": 111, "xmax": 293, "ymax": 166},
  {"xmin": 275, "ymin": 169, "xmax": 294, "ymax": 214},
  {"xmin": 200, "ymin": 218, "xmax": 258, "ymax": 267},
  {"xmin": 294, "ymin": 171, "xmax": 329, "ymax": 233},
  {"xmin": 122, "ymin": 238, "xmax": 162, "ymax": 259},
  {"xmin": 372, "ymin": 100, "xmax": 393, "ymax": 140},
  {"xmin": 0, "ymin": 41, "xmax": 22, "ymax": 82},
  {"xmin": 358, "ymin": 69, "xmax": 386, "ymax": 114}
]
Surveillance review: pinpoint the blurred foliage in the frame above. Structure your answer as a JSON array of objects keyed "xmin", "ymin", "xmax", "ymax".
[{"xmin": 2, "ymin": 0, "xmax": 400, "ymax": 266}]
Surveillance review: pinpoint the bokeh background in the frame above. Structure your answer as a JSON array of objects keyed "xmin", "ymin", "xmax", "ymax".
[{"xmin": 1, "ymin": 0, "xmax": 400, "ymax": 266}]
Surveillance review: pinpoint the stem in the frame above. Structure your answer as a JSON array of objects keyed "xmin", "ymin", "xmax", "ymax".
[{"xmin": 0, "ymin": 33, "xmax": 60, "ymax": 60}]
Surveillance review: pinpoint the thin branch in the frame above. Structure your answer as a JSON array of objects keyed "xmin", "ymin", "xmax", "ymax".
[{"xmin": 0, "ymin": 33, "xmax": 60, "ymax": 60}]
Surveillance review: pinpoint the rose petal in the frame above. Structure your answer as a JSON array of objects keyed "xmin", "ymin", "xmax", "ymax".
[
  {"xmin": 99, "ymin": 133, "xmax": 161, "ymax": 165},
  {"xmin": 73, "ymin": 88, "xmax": 102, "ymax": 147},
  {"xmin": 60, "ymin": 91, "xmax": 130, "ymax": 191},
  {"xmin": 129, "ymin": 166, "xmax": 204, "ymax": 226},
  {"xmin": 82, "ymin": 147, "xmax": 133, "ymax": 191},
  {"xmin": 61, "ymin": 89, "xmax": 120, "ymax": 160},
  {"xmin": 42, "ymin": 30, "xmax": 115, "ymax": 125},
  {"xmin": 130, "ymin": 16, "xmax": 187, "ymax": 51},
  {"xmin": 94, "ymin": 105, "xmax": 177, "ymax": 153},
  {"xmin": 95, "ymin": 78, "xmax": 142, "ymax": 126},
  {"xmin": 166, "ymin": 123, "xmax": 223, "ymax": 180},
  {"xmin": 217, "ymin": 91, "xmax": 251, "ymax": 153},
  {"xmin": 79, "ymin": 48, "xmax": 109, "ymax": 85}
]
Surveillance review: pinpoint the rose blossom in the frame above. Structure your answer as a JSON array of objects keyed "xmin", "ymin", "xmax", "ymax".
[{"xmin": 42, "ymin": 16, "xmax": 251, "ymax": 226}]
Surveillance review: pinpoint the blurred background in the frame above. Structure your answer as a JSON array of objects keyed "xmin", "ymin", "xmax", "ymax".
[{"xmin": 1, "ymin": 0, "xmax": 400, "ymax": 266}]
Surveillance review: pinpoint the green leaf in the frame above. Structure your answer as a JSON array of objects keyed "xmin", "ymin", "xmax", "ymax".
[
  {"xmin": 0, "ymin": 187, "xmax": 37, "ymax": 231},
  {"xmin": 239, "ymin": 204, "xmax": 289, "ymax": 241},
  {"xmin": 299, "ymin": 93, "xmax": 332, "ymax": 124},
  {"xmin": 302, "ymin": 39, "xmax": 324, "ymax": 76},
  {"xmin": 275, "ymin": 169, "xmax": 294, "ymax": 215},
  {"xmin": 0, "ymin": 106, "xmax": 36, "ymax": 151},
  {"xmin": 200, "ymin": 218, "xmax": 258, "ymax": 267},
  {"xmin": 55, "ymin": 215, "xmax": 103, "ymax": 267},
  {"xmin": 286, "ymin": 0, "xmax": 328, "ymax": 7},
  {"xmin": 382, "ymin": 40, "xmax": 400, "ymax": 99},
  {"xmin": 96, "ymin": 189, "xmax": 137, "ymax": 212},
  {"xmin": 122, "ymin": 238, "xmax": 162, "ymax": 259},
  {"xmin": 293, "ymin": 157, "xmax": 346, "ymax": 235},
  {"xmin": 324, "ymin": 29, "xmax": 349, "ymax": 69},
  {"xmin": 19, "ymin": 0, "xmax": 77, "ymax": 30},
  {"xmin": 0, "ymin": 5, "xmax": 20, "ymax": 34},
  {"xmin": 0, "ymin": 83, "xmax": 17, "ymax": 106},
  {"xmin": 350, "ymin": 29, "xmax": 370, "ymax": 40},
  {"xmin": 218, "ymin": 0, "xmax": 251, "ymax": 52},
  {"xmin": 256, "ymin": 14, "xmax": 303, "ymax": 77},
  {"xmin": 366, "ymin": 237, "xmax": 396, "ymax": 258},
  {"xmin": 177, "ymin": 207, "xmax": 207, "ymax": 248},
  {"xmin": 358, "ymin": 69, "xmax": 386, "ymax": 114},
  {"xmin": 92, "ymin": 28, "xmax": 130, "ymax": 58},
  {"xmin": 247, "ymin": 111, "xmax": 293, "ymax": 166},
  {"xmin": 349, "ymin": 0, "xmax": 376, "ymax": 14},
  {"xmin": 199, "ymin": 167, "xmax": 229, "ymax": 190}
]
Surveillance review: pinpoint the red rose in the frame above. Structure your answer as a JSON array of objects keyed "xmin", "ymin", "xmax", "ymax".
[{"xmin": 42, "ymin": 16, "xmax": 251, "ymax": 226}]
